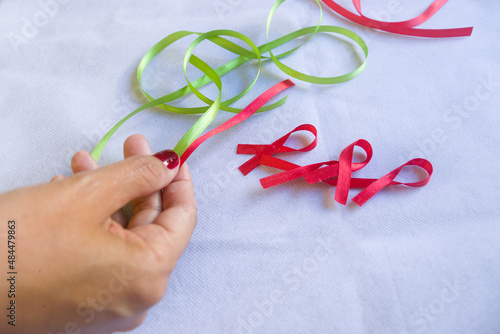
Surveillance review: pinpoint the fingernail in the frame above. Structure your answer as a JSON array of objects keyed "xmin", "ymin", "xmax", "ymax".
[{"xmin": 153, "ymin": 150, "xmax": 179, "ymax": 169}]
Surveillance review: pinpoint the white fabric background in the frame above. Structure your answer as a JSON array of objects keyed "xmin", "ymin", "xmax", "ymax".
[{"xmin": 1, "ymin": 0, "xmax": 499, "ymax": 333}]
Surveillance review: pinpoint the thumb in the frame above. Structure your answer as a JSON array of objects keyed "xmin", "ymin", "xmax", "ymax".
[{"xmin": 68, "ymin": 151, "xmax": 179, "ymax": 220}]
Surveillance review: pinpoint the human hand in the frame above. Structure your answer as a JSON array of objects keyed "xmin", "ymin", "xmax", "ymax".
[{"xmin": 0, "ymin": 135, "xmax": 197, "ymax": 334}]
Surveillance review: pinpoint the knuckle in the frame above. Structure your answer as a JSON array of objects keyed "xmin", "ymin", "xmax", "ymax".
[
  {"xmin": 71, "ymin": 172, "xmax": 102, "ymax": 196},
  {"xmin": 134, "ymin": 156, "xmax": 166, "ymax": 186}
]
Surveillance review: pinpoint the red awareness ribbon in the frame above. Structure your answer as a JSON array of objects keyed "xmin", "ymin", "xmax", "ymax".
[
  {"xmin": 180, "ymin": 79, "xmax": 295, "ymax": 164},
  {"xmin": 321, "ymin": 0, "xmax": 473, "ymax": 38},
  {"xmin": 237, "ymin": 125, "xmax": 433, "ymax": 206},
  {"xmin": 237, "ymin": 124, "xmax": 318, "ymax": 175}
]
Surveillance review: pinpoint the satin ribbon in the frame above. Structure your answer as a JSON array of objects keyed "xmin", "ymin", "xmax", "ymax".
[
  {"xmin": 237, "ymin": 125, "xmax": 433, "ymax": 206},
  {"xmin": 180, "ymin": 80, "xmax": 295, "ymax": 164},
  {"xmin": 321, "ymin": 0, "xmax": 473, "ymax": 38},
  {"xmin": 91, "ymin": 0, "xmax": 368, "ymax": 161},
  {"xmin": 237, "ymin": 124, "xmax": 318, "ymax": 175}
]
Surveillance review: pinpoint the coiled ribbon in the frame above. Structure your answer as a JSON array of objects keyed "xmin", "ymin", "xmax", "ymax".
[
  {"xmin": 90, "ymin": 0, "xmax": 368, "ymax": 161},
  {"xmin": 237, "ymin": 125, "xmax": 433, "ymax": 206}
]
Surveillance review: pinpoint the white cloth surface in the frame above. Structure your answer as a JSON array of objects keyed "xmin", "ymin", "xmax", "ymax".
[{"xmin": 1, "ymin": 0, "xmax": 499, "ymax": 333}]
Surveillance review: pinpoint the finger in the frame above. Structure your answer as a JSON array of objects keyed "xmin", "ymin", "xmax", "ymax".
[
  {"xmin": 50, "ymin": 175, "xmax": 65, "ymax": 183},
  {"xmin": 71, "ymin": 150, "xmax": 99, "ymax": 174},
  {"xmin": 124, "ymin": 134, "xmax": 162, "ymax": 229},
  {"xmin": 71, "ymin": 150, "xmax": 128, "ymax": 226},
  {"xmin": 143, "ymin": 162, "xmax": 197, "ymax": 264},
  {"xmin": 67, "ymin": 153, "xmax": 179, "ymax": 222}
]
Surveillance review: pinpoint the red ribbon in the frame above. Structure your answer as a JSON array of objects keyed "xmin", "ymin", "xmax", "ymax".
[
  {"xmin": 237, "ymin": 125, "xmax": 433, "ymax": 206},
  {"xmin": 180, "ymin": 79, "xmax": 295, "ymax": 164},
  {"xmin": 237, "ymin": 124, "xmax": 318, "ymax": 175},
  {"xmin": 321, "ymin": 0, "xmax": 473, "ymax": 38}
]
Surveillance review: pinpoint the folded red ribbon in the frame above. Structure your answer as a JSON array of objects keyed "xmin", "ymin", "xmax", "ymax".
[
  {"xmin": 321, "ymin": 0, "xmax": 473, "ymax": 38},
  {"xmin": 237, "ymin": 125, "xmax": 433, "ymax": 206}
]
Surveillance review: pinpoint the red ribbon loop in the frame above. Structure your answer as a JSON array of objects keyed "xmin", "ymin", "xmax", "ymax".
[
  {"xmin": 352, "ymin": 158, "xmax": 433, "ymax": 206},
  {"xmin": 237, "ymin": 124, "xmax": 318, "ymax": 175},
  {"xmin": 303, "ymin": 139, "xmax": 373, "ymax": 205},
  {"xmin": 321, "ymin": 0, "xmax": 473, "ymax": 38}
]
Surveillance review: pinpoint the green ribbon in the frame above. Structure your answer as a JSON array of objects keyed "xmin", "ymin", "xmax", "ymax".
[{"xmin": 91, "ymin": 0, "xmax": 368, "ymax": 161}]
